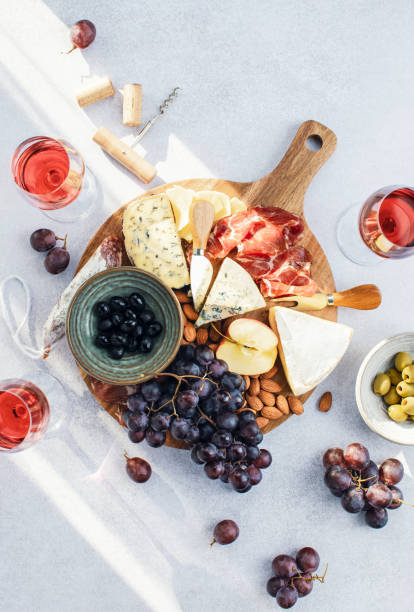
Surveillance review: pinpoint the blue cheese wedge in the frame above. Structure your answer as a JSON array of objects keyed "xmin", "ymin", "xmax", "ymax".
[
  {"xmin": 269, "ymin": 306, "xmax": 353, "ymax": 395},
  {"xmin": 195, "ymin": 258, "xmax": 265, "ymax": 327},
  {"xmin": 123, "ymin": 193, "xmax": 190, "ymax": 289}
]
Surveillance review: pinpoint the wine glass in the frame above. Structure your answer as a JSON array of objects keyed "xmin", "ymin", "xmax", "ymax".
[
  {"xmin": 337, "ymin": 185, "xmax": 414, "ymax": 265},
  {"xmin": 11, "ymin": 136, "xmax": 97, "ymax": 223}
]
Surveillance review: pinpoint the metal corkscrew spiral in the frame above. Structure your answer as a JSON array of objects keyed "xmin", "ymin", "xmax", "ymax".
[{"xmin": 131, "ymin": 87, "xmax": 181, "ymax": 147}]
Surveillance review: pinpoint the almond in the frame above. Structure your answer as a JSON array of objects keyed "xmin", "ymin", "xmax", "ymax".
[
  {"xmin": 256, "ymin": 416, "xmax": 269, "ymax": 429},
  {"xmin": 249, "ymin": 378, "xmax": 261, "ymax": 396},
  {"xmin": 258, "ymin": 390, "xmax": 275, "ymax": 406},
  {"xmin": 261, "ymin": 405, "xmax": 284, "ymax": 420},
  {"xmin": 246, "ymin": 394, "xmax": 263, "ymax": 412},
  {"xmin": 182, "ymin": 303, "xmax": 198, "ymax": 322},
  {"xmin": 318, "ymin": 391, "xmax": 332, "ymax": 412},
  {"xmin": 196, "ymin": 328, "xmax": 209, "ymax": 345},
  {"xmin": 243, "ymin": 375, "xmax": 251, "ymax": 391},
  {"xmin": 183, "ymin": 324, "xmax": 196, "ymax": 343},
  {"xmin": 288, "ymin": 396, "xmax": 304, "ymax": 415},
  {"xmin": 174, "ymin": 289, "xmax": 191, "ymax": 304},
  {"xmin": 260, "ymin": 378, "xmax": 282, "ymax": 393},
  {"xmin": 208, "ymin": 343, "xmax": 218, "ymax": 353},
  {"xmin": 208, "ymin": 325, "xmax": 221, "ymax": 343},
  {"xmin": 276, "ymin": 394, "xmax": 289, "ymax": 415},
  {"xmin": 261, "ymin": 365, "xmax": 278, "ymax": 379}
]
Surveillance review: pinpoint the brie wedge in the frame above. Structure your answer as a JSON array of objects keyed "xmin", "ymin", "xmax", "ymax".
[
  {"xmin": 269, "ymin": 307, "xmax": 353, "ymax": 396},
  {"xmin": 196, "ymin": 257, "xmax": 266, "ymax": 327}
]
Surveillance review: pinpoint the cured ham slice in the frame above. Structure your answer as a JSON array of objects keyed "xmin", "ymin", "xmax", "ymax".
[{"xmin": 206, "ymin": 208, "xmax": 264, "ymax": 258}]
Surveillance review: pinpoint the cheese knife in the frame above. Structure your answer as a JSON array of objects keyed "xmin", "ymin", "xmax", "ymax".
[
  {"xmin": 268, "ymin": 284, "xmax": 381, "ymax": 311},
  {"xmin": 190, "ymin": 200, "xmax": 215, "ymax": 312}
]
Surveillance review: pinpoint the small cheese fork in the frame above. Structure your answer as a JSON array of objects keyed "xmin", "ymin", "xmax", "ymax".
[{"xmin": 268, "ymin": 284, "xmax": 382, "ymax": 311}]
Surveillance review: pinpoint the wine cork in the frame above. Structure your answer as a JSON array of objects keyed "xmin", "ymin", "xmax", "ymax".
[
  {"xmin": 76, "ymin": 76, "xmax": 115, "ymax": 108},
  {"xmin": 123, "ymin": 83, "xmax": 142, "ymax": 126},
  {"xmin": 93, "ymin": 127, "xmax": 156, "ymax": 184}
]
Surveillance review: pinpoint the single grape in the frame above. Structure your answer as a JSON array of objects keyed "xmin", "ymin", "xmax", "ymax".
[
  {"xmin": 227, "ymin": 442, "xmax": 247, "ymax": 461},
  {"xmin": 216, "ymin": 411, "xmax": 239, "ymax": 431},
  {"xmin": 182, "ymin": 362, "xmax": 201, "ymax": 377},
  {"xmin": 216, "ymin": 447, "xmax": 226, "ymax": 461},
  {"xmin": 124, "ymin": 454, "xmax": 151, "ymax": 483},
  {"xmin": 45, "ymin": 246, "xmax": 70, "ymax": 274},
  {"xmin": 176, "ymin": 390, "xmax": 199, "ymax": 417},
  {"xmin": 239, "ymin": 421, "xmax": 260, "ymax": 442},
  {"xmin": 254, "ymin": 449, "xmax": 272, "ymax": 469},
  {"xmin": 70, "ymin": 19, "xmax": 96, "ymax": 50},
  {"xmin": 129, "ymin": 292, "xmax": 146, "ymax": 311},
  {"xmin": 195, "ymin": 345, "xmax": 215, "ymax": 366},
  {"xmin": 294, "ymin": 573, "xmax": 313, "ymax": 598},
  {"xmin": 238, "ymin": 410, "xmax": 256, "ymax": 427},
  {"xmin": 276, "ymin": 585, "xmax": 298, "ymax": 609},
  {"xmin": 145, "ymin": 429, "xmax": 166, "ymax": 447},
  {"xmin": 220, "ymin": 463, "xmax": 231, "ymax": 483},
  {"xmin": 196, "ymin": 442, "xmax": 218, "ymax": 463},
  {"xmin": 229, "ymin": 466, "xmax": 250, "ymax": 491},
  {"xmin": 343, "ymin": 442, "xmax": 370, "ymax": 470},
  {"xmin": 210, "ymin": 388, "xmax": 232, "ymax": 409},
  {"xmin": 212, "ymin": 430, "xmax": 233, "ymax": 448},
  {"xmin": 127, "ymin": 412, "xmax": 149, "ymax": 432},
  {"xmin": 128, "ymin": 430, "xmax": 145, "ymax": 443},
  {"xmin": 246, "ymin": 464, "xmax": 262, "ymax": 485},
  {"xmin": 150, "ymin": 412, "xmax": 170, "ymax": 432},
  {"xmin": 388, "ymin": 485, "xmax": 403, "ymax": 509},
  {"xmin": 366, "ymin": 483, "xmax": 393, "ymax": 509},
  {"xmin": 365, "ymin": 507, "xmax": 388, "ymax": 529},
  {"xmin": 379, "ymin": 458, "xmax": 404, "ymax": 486},
  {"xmin": 178, "ymin": 343, "xmax": 195, "ymax": 361},
  {"xmin": 198, "ymin": 422, "xmax": 216, "ymax": 442},
  {"xmin": 272, "ymin": 554, "xmax": 298, "ymax": 578},
  {"xmin": 191, "ymin": 378, "xmax": 214, "ymax": 399},
  {"xmin": 229, "ymin": 389, "xmax": 244, "ymax": 409},
  {"xmin": 322, "ymin": 447, "xmax": 347, "ymax": 469},
  {"xmin": 127, "ymin": 393, "xmax": 148, "ymax": 413},
  {"xmin": 245, "ymin": 445, "xmax": 260, "ymax": 463},
  {"xmin": 191, "ymin": 446, "xmax": 204, "ymax": 464},
  {"xmin": 212, "ymin": 519, "xmax": 239, "ymax": 545},
  {"xmin": 250, "ymin": 430, "xmax": 263, "ymax": 446},
  {"xmin": 341, "ymin": 487, "xmax": 365, "ymax": 513},
  {"xmin": 208, "ymin": 359, "xmax": 229, "ymax": 379},
  {"xmin": 266, "ymin": 576, "xmax": 286, "ymax": 597},
  {"xmin": 221, "ymin": 372, "xmax": 243, "ymax": 391},
  {"xmin": 199, "ymin": 397, "xmax": 218, "ymax": 417},
  {"xmin": 30, "ymin": 228, "xmax": 56, "ymax": 252},
  {"xmin": 141, "ymin": 380, "xmax": 162, "ymax": 402},
  {"xmin": 184, "ymin": 424, "xmax": 200, "ymax": 445},
  {"xmin": 324, "ymin": 465, "xmax": 352, "ymax": 493},
  {"xmin": 204, "ymin": 459, "xmax": 224, "ymax": 479},
  {"xmin": 360, "ymin": 460, "xmax": 379, "ymax": 487},
  {"xmin": 170, "ymin": 417, "xmax": 191, "ymax": 440},
  {"xmin": 296, "ymin": 547, "xmax": 319, "ymax": 573}
]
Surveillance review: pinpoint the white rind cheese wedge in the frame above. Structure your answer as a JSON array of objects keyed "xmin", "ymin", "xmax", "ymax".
[
  {"xmin": 123, "ymin": 193, "xmax": 190, "ymax": 289},
  {"xmin": 269, "ymin": 307, "xmax": 353, "ymax": 396},
  {"xmin": 196, "ymin": 258, "xmax": 266, "ymax": 327}
]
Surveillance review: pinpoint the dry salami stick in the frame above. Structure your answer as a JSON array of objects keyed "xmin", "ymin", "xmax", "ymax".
[{"xmin": 42, "ymin": 235, "xmax": 122, "ymax": 356}]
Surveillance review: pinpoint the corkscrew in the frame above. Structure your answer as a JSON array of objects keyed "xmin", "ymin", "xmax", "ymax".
[{"xmin": 130, "ymin": 87, "xmax": 181, "ymax": 147}]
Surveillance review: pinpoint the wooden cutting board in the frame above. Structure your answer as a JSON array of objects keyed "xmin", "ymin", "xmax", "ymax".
[{"xmin": 76, "ymin": 120, "xmax": 337, "ymax": 447}]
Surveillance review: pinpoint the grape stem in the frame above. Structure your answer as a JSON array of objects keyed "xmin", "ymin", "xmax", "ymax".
[
  {"xmin": 290, "ymin": 563, "xmax": 328, "ymax": 585},
  {"xmin": 209, "ymin": 538, "xmax": 216, "ymax": 549},
  {"xmin": 123, "ymin": 450, "xmax": 130, "ymax": 460}
]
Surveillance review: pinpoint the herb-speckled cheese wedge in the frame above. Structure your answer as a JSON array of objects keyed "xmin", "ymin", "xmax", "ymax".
[
  {"xmin": 123, "ymin": 194, "xmax": 190, "ymax": 289},
  {"xmin": 195, "ymin": 257, "xmax": 265, "ymax": 327}
]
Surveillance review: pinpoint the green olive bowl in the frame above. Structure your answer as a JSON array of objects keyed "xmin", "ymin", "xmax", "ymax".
[{"xmin": 66, "ymin": 267, "xmax": 184, "ymax": 385}]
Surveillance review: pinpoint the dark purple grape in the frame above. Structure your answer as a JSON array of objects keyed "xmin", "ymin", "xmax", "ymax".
[
  {"xmin": 98, "ymin": 318, "xmax": 112, "ymax": 332},
  {"xmin": 379, "ymin": 458, "xmax": 404, "ymax": 486},
  {"xmin": 237, "ymin": 410, "xmax": 256, "ymax": 427},
  {"xmin": 249, "ymin": 430, "xmax": 263, "ymax": 446},
  {"xmin": 211, "ymin": 430, "xmax": 233, "ymax": 448},
  {"xmin": 199, "ymin": 398, "xmax": 218, "ymax": 417},
  {"xmin": 191, "ymin": 378, "xmax": 214, "ymax": 399},
  {"xmin": 30, "ymin": 228, "xmax": 57, "ymax": 252},
  {"xmin": 365, "ymin": 507, "xmax": 388, "ymax": 529},
  {"xmin": 196, "ymin": 442, "xmax": 218, "ymax": 463},
  {"xmin": 276, "ymin": 585, "xmax": 298, "ymax": 609},
  {"xmin": 139, "ymin": 309, "xmax": 155, "ymax": 325},
  {"xmin": 341, "ymin": 487, "xmax": 365, "ymax": 513},
  {"xmin": 388, "ymin": 485, "xmax": 403, "ymax": 509},
  {"xmin": 322, "ymin": 447, "xmax": 347, "ymax": 469},
  {"xmin": 254, "ymin": 449, "xmax": 272, "ymax": 469},
  {"xmin": 343, "ymin": 443, "xmax": 370, "ymax": 470},
  {"xmin": 178, "ymin": 344, "xmax": 195, "ymax": 361},
  {"xmin": 150, "ymin": 412, "xmax": 170, "ymax": 432},
  {"xmin": 45, "ymin": 246, "xmax": 70, "ymax": 274},
  {"xmin": 127, "ymin": 412, "xmax": 149, "ymax": 432},
  {"xmin": 229, "ymin": 389, "xmax": 244, "ymax": 409},
  {"xmin": 127, "ymin": 393, "xmax": 148, "ymax": 413},
  {"xmin": 184, "ymin": 424, "xmax": 200, "ymax": 445},
  {"xmin": 95, "ymin": 301, "xmax": 110, "ymax": 318},
  {"xmin": 236, "ymin": 483, "xmax": 252, "ymax": 494},
  {"xmin": 95, "ymin": 333, "xmax": 110, "ymax": 348},
  {"xmin": 296, "ymin": 547, "xmax": 319, "ymax": 573},
  {"xmin": 70, "ymin": 19, "xmax": 96, "ymax": 50},
  {"xmin": 221, "ymin": 372, "xmax": 243, "ymax": 391},
  {"xmin": 272, "ymin": 554, "xmax": 298, "ymax": 578},
  {"xmin": 246, "ymin": 464, "xmax": 262, "ymax": 485},
  {"xmin": 210, "ymin": 388, "xmax": 232, "ymax": 409},
  {"xmin": 125, "ymin": 455, "xmax": 151, "ymax": 483},
  {"xmin": 216, "ymin": 447, "xmax": 226, "ymax": 461},
  {"xmin": 110, "ymin": 296, "xmax": 128, "ymax": 312},
  {"xmin": 208, "ymin": 359, "xmax": 229, "ymax": 379},
  {"xmin": 191, "ymin": 446, "xmax": 204, "ymax": 464},
  {"xmin": 109, "ymin": 346, "xmax": 124, "ymax": 359},
  {"xmin": 239, "ymin": 421, "xmax": 259, "ymax": 441},
  {"xmin": 170, "ymin": 417, "xmax": 191, "ymax": 440},
  {"xmin": 145, "ymin": 429, "xmax": 166, "ymax": 447},
  {"xmin": 366, "ymin": 483, "xmax": 393, "ymax": 509},
  {"xmin": 212, "ymin": 519, "xmax": 239, "ymax": 545},
  {"xmin": 129, "ymin": 292, "xmax": 146, "ymax": 311},
  {"xmin": 220, "ymin": 463, "xmax": 231, "ymax": 483},
  {"xmin": 147, "ymin": 322, "xmax": 163, "ymax": 337},
  {"xmin": 139, "ymin": 336, "xmax": 153, "ymax": 353},
  {"xmin": 360, "ymin": 460, "xmax": 379, "ymax": 487},
  {"xmin": 204, "ymin": 459, "xmax": 224, "ymax": 479},
  {"xmin": 215, "ymin": 411, "xmax": 239, "ymax": 431},
  {"xmin": 229, "ymin": 466, "xmax": 250, "ymax": 491},
  {"xmin": 294, "ymin": 573, "xmax": 313, "ymax": 598},
  {"xmin": 128, "ymin": 430, "xmax": 145, "ymax": 443},
  {"xmin": 176, "ymin": 390, "xmax": 199, "ymax": 417},
  {"xmin": 141, "ymin": 381, "xmax": 161, "ymax": 402},
  {"xmin": 267, "ymin": 576, "xmax": 286, "ymax": 597},
  {"xmin": 324, "ymin": 466, "xmax": 352, "ymax": 493},
  {"xmin": 110, "ymin": 332, "xmax": 128, "ymax": 347},
  {"xmin": 245, "ymin": 445, "xmax": 260, "ymax": 463},
  {"xmin": 194, "ymin": 345, "xmax": 215, "ymax": 366},
  {"xmin": 198, "ymin": 422, "xmax": 216, "ymax": 442},
  {"xmin": 227, "ymin": 442, "xmax": 246, "ymax": 461},
  {"xmin": 182, "ymin": 362, "xmax": 201, "ymax": 377}
]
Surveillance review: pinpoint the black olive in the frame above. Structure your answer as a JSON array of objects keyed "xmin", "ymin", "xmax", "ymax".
[
  {"xmin": 147, "ymin": 322, "xmax": 163, "ymax": 337},
  {"xmin": 126, "ymin": 337, "xmax": 138, "ymax": 353},
  {"xmin": 139, "ymin": 309, "xmax": 155, "ymax": 325},
  {"xmin": 134, "ymin": 324, "xmax": 144, "ymax": 338},
  {"xmin": 98, "ymin": 318, "xmax": 112, "ymax": 332},
  {"xmin": 139, "ymin": 336, "xmax": 153, "ymax": 353},
  {"xmin": 95, "ymin": 333, "xmax": 111, "ymax": 348},
  {"xmin": 120, "ymin": 319, "xmax": 138, "ymax": 334},
  {"xmin": 109, "ymin": 346, "xmax": 125, "ymax": 360},
  {"xmin": 109, "ymin": 296, "xmax": 128, "ymax": 312},
  {"xmin": 129, "ymin": 292, "xmax": 146, "ymax": 311},
  {"xmin": 110, "ymin": 333, "xmax": 129, "ymax": 347},
  {"xmin": 124, "ymin": 308, "xmax": 137, "ymax": 320},
  {"xmin": 111, "ymin": 312, "xmax": 124, "ymax": 327},
  {"xmin": 96, "ymin": 301, "xmax": 110, "ymax": 318}
]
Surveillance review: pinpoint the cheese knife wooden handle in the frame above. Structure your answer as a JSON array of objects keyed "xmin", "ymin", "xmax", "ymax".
[
  {"xmin": 190, "ymin": 200, "xmax": 215, "ymax": 250},
  {"xmin": 267, "ymin": 284, "xmax": 382, "ymax": 311}
]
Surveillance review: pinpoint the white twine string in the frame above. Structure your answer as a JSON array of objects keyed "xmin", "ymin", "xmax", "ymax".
[{"xmin": 0, "ymin": 275, "xmax": 44, "ymax": 359}]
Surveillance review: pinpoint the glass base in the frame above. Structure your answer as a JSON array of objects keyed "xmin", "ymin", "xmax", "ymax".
[
  {"xmin": 337, "ymin": 204, "xmax": 384, "ymax": 266},
  {"xmin": 23, "ymin": 370, "xmax": 70, "ymax": 437},
  {"xmin": 42, "ymin": 166, "xmax": 98, "ymax": 224}
]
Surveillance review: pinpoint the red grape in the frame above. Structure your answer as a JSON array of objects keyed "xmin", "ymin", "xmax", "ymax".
[
  {"xmin": 341, "ymin": 487, "xmax": 365, "ymax": 513},
  {"xmin": 253, "ymin": 449, "xmax": 272, "ymax": 469},
  {"xmin": 272, "ymin": 554, "xmax": 297, "ymax": 578},
  {"xmin": 45, "ymin": 246, "xmax": 70, "ymax": 274},
  {"xmin": 125, "ymin": 455, "xmax": 151, "ymax": 483},
  {"xmin": 267, "ymin": 576, "xmax": 286, "ymax": 597},
  {"xmin": 294, "ymin": 572, "xmax": 313, "ymax": 597},
  {"xmin": 128, "ymin": 430, "xmax": 145, "ymax": 443},
  {"xmin": 365, "ymin": 507, "xmax": 388, "ymax": 528},
  {"xmin": 70, "ymin": 19, "xmax": 96, "ymax": 50},
  {"xmin": 366, "ymin": 483, "xmax": 393, "ymax": 509},
  {"xmin": 204, "ymin": 460, "xmax": 224, "ymax": 479},
  {"xmin": 212, "ymin": 519, "xmax": 239, "ymax": 545},
  {"xmin": 30, "ymin": 228, "xmax": 56, "ymax": 252},
  {"xmin": 379, "ymin": 458, "xmax": 404, "ymax": 486},
  {"xmin": 322, "ymin": 447, "xmax": 347, "ymax": 469},
  {"xmin": 229, "ymin": 466, "xmax": 250, "ymax": 491},
  {"xmin": 343, "ymin": 443, "xmax": 370, "ymax": 470},
  {"xmin": 388, "ymin": 485, "xmax": 403, "ymax": 509},
  {"xmin": 360, "ymin": 460, "xmax": 379, "ymax": 487},
  {"xmin": 246, "ymin": 464, "xmax": 262, "ymax": 485},
  {"xmin": 324, "ymin": 466, "xmax": 351, "ymax": 493},
  {"xmin": 276, "ymin": 585, "xmax": 298, "ymax": 609},
  {"xmin": 296, "ymin": 547, "xmax": 320, "ymax": 573}
]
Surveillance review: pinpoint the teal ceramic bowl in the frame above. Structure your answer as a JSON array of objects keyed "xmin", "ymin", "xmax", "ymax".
[{"xmin": 66, "ymin": 267, "xmax": 184, "ymax": 385}]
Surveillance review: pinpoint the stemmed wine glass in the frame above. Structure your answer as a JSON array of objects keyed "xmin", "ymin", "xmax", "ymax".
[
  {"xmin": 11, "ymin": 136, "xmax": 97, "ymax": 223},
  {"xmin": 337, "ymin": 185, "xmax": 414, "ymax": 265}
]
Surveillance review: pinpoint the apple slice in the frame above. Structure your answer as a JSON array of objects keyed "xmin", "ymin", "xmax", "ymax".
[{"xmin": 227, "ymin": 318, "xmax": 278, "ymax": 352}]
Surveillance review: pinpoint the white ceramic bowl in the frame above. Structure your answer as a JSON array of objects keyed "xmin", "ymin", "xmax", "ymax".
[{"xmin": 356, "ymin": 333, "xmax": 414, "ymax": 445}]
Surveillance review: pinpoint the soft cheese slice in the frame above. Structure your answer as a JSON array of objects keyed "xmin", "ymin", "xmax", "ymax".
[
  {"xmin": 165, "ymin": 185, "xmax": 195, "ymax": 234},
  {"xmin": 123, "ymin": 193, "xmax": 190, "ymax": 289},
  {"xmin": 269, "ymin": 307, "xmax": 353, "ymax": 396},
  {"xmin": 195, "ymin": 190, "xmax": 231, "ymax": 221},
  {"xmin": 196, "ymin": 258, "xmax": 266, "ymax": 327}
]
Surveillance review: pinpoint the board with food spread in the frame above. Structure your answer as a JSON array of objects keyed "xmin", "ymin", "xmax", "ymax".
[{"xmin": 74, "ymin": 120, "xmax": 351, "ymax": 446}]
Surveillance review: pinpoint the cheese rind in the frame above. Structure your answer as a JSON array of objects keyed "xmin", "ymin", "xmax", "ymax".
[
  {"xmin": 123, "ymin": 194, "xmax": 190, "ymax": 289},
  {"xmin": 196, "ymin": 257, "xmax": 266, "ymax": 327},
  {"xmin": 269, "ymin": 306, "xmax": 353, "ymax": 396}
]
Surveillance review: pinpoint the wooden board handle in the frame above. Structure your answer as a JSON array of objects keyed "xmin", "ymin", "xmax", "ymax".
[
  {"xmin": 255, "ymin": 120, "xmax": 337, "ymax": 215},
  {"xmin": 190, "ymin": 200, "xmax": 215, "ymax": 249},
  {"xmin": 333, "ymin": 284, "xmax": 382, "ymax": 310}
]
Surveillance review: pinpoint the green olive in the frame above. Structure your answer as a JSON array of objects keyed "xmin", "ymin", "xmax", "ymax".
[
  {"xmin": 402, "ymin": 397, "xmax": 414, "ymax": 415},
  {"xmin": 388, "ymin": 404, "xmax": 408, "ymax": 422},
  {"xmin": 384, "ymin": 386, "xmax": 400, "ymax": 405},
  {"xmin": 395, "ymin": 352, "xmax": 412, "ymax": 372},
  {"xmin": 386, "ymin": 368, "xmax": 402, "ymax": 385},
  {"xmin": 396, "ymin": 381, "xmax": 414, "ymax": 397},
  {"xmin": 373, "ymin": 373, "xmax": 391, "ymax": 396},
  {"xmin": 402, "ymin": 364, "xmax": 414, "ymax": 383}
]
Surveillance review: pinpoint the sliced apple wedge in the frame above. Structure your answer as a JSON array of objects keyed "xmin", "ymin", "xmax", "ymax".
[{"xmin": 227, "ymin": 318, "xmax": 278, "ymax": 352}]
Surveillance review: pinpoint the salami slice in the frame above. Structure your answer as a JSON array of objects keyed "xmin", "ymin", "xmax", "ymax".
[{"xmin": 42, "ymin": 235, "xmax": 122, "ymax": 356}]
